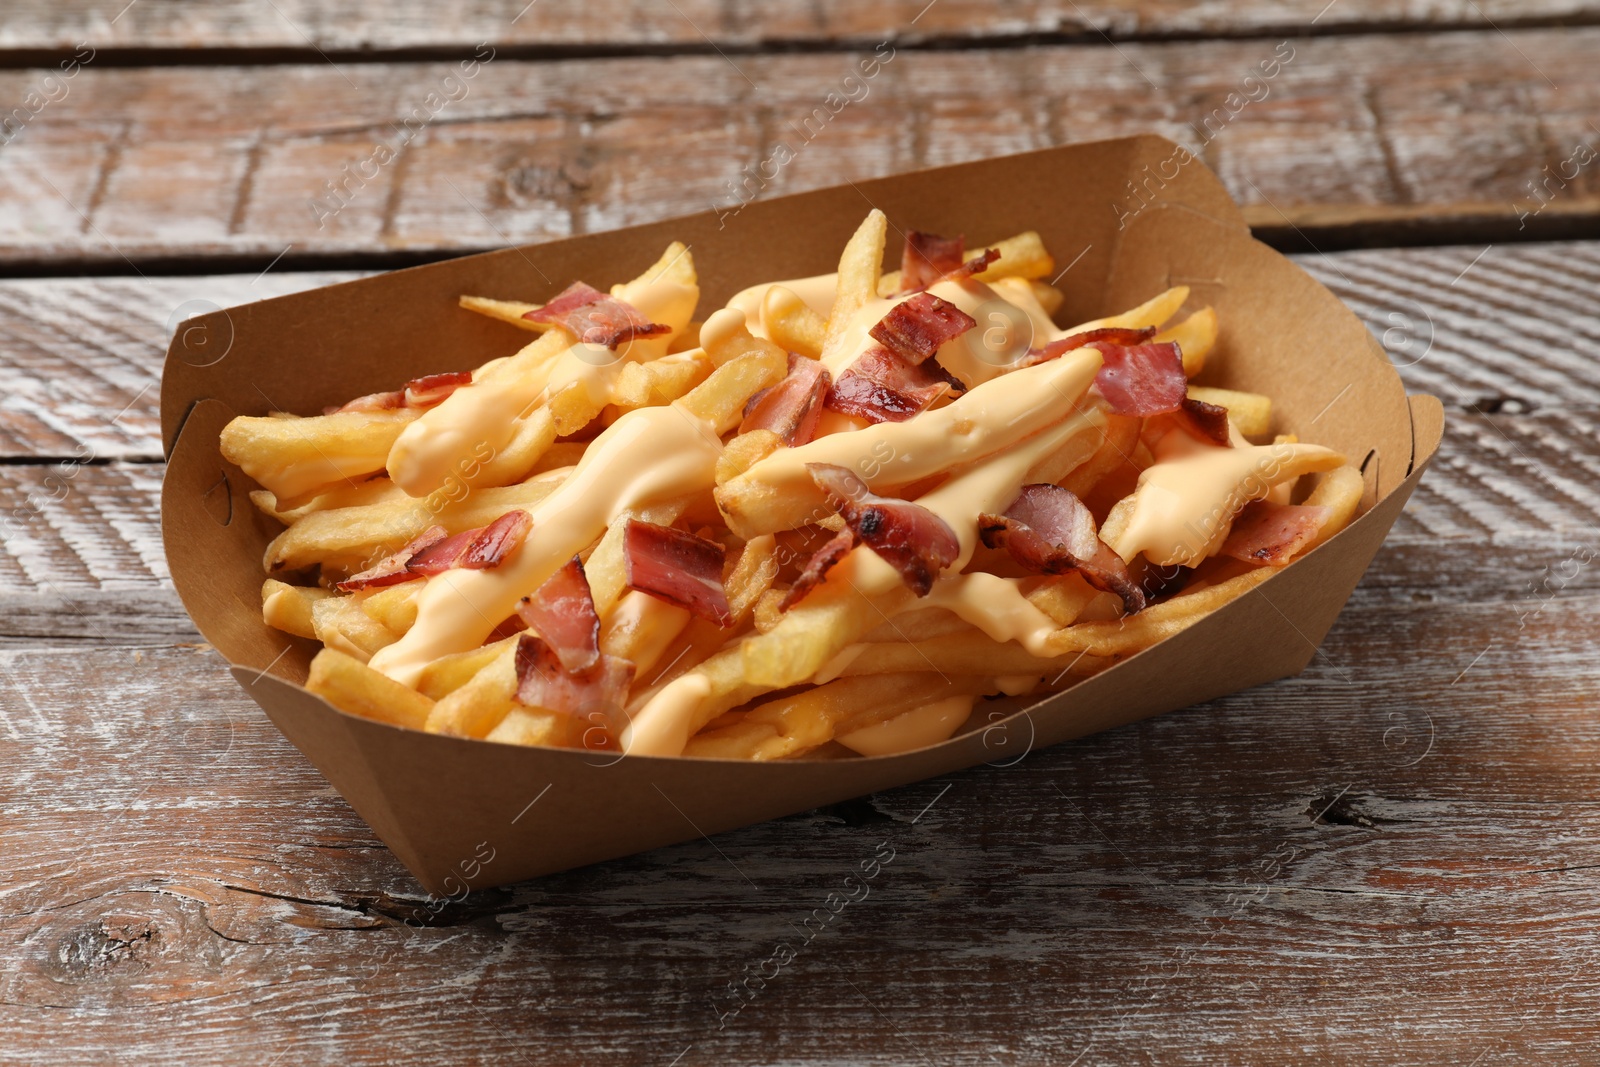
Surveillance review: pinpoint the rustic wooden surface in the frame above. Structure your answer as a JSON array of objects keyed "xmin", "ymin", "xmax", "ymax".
[{"xmin": 3, "ymin": 6, "xmax": 1599, "ymax": 1066}]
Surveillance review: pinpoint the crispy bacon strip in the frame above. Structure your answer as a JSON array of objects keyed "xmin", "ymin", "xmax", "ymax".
[
  {"xmin": 404, "ymin": 529, "xmax": 479, "ymax": 576},
  {"xmin": 979, "ymin": 483, "xmax": 1146, "ymax": 614},
  {"xmin": 1176, "ymin": 395, "xmax": 1231, "ymax": 446},
  {"xmin": 1091, "ymin": 340, "xmax": 1187, "ymax": 417},
  {"xmin": 869, "ymin": 292, "xmax": 976, "ymax": 365},
  {"xmin": 1220, "ymin": 501, "xmax": 1331, "ymax": 565},
  {"xmin": 336, "ymin": 526, "xmax": 448, "ymax": 591},
  {"xmin": 935, "ymin": 247, "xmax": 1000, "ymax": 287},
  {"xmin": 739, "ymin": 353, "xmax": 831, "ymax": 445},
  {"xmin": 459, "ymin": 510, "xmax": 533, "ymax": 569},
  {"xmin": 514, "ymin": 634, "xmax": 635, "ymax": 743},
  {"xmin": 825, "ymin": 346, "xmax": 965, "ymax": 424},
  {"xmin": 807, "ymin": 464, "xmax": 958, "ymax": 596},
  {"xmin": 405, "ymin": 371, "xmax": 473, "ymax": 407},
  {"xmin": 515, "ymin": 555, "xmax": 600, "ymax": 673},
  {"xmin": 522, "ymin": 281, "xmax": 670, "ymax": 350},
  {"xmin": 622, "ymin": 520, "xmax": 733, "ymax": 626},
  {"xmin": 780, "ymin": 527, "xmax": 856, "ymax": 610},
  {"xmin": 900, "ymin": 231, "xmax": 966, "ymax": 292},
  {"xmin": 1021, "ymin": 326, "xmax": 1157, "ymax": 368}
]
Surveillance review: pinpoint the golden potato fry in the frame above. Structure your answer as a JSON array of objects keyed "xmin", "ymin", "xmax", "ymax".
[
  {"xmin": 1043, "ymin": 567, "xmax": 1279, "ymax": 657},
  {"xmin": 360, "ymin": 580, "xmax": 424, "ymax": 635},
  {"xmin": 839, "ymin": 634, "xmax": 1110, "ymax": 680},
  {"xmin": 222, "ymin": 408, "xmax": 419, "ymax": 506},
  {"xmin": 417, "ymin": 637, "xmax": 517, "ymax": 701},
  {"xmin": 261, "ymin": 579, "xmax": 332, "ymax": 639},
  {"xmin": 1189, "ymin": 385, "xmax": 1270, "ymax": 437},
  {"xmin": 307, "ymin": 647, "xmax": 434, "ymax": 731},
  {"xmin": 1067, "ymin": 285, "xmax": 1189, "ymax": 335},
  {"xmin": 823, "ymin": 209, "xmax": 888, "ymax": 359},
  {"xmin": 611, "ymin": 353, "xmax": 712, "ymax": 411},
  {"xmin": 311, "ymin": 595, "xmax": 397, "ymax": 662},
  {"xmin": 762, "ymin": 285, "xmax": 826, "ymax": 359},
  {"xmin": 426, "ymin": 642, "xmax": 520, "ymax": 739},
  {"xmin": 486, "ymin": 707, "xmax": 589, "ymax": 748},
  {"xmin": 715, "ymin": 428, "xmax": 782, "ymax": 487},
  {"xmin": 678, "ymin": 346, "xmax": 789, "ymax": 432},
  {"xmin": 250, "ymin": 477, "xmax": 407, "ymax": 524},
  {"xmin": 1303, "ymin": 465, "xmax": 1365, "ymax": 549},
  {"xmin": 1158, "ymin": 306, "xmax": 1219, "ymax": 377},
  {"xmin": 1025, "ymin": 573, "xmax": 1102, "ymax": 628},
  {"xmin": 1059, "ymin": 413, "xmax": 1141, "ymax": 499},
  {"xmin": 458, "ymin": 295, "xmax": 550, "ymax": 332},
  {"xmin": 878, "ymin": 230, "xmax": 1057, "ymax": 294}
]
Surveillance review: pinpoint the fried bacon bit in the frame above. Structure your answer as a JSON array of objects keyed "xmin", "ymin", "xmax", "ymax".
[
  {"xmin": 978, "ymin": 483, "xmax": 1146, "ymax": 614},
  {"xmin": 404, "ymin": 529, "xmax": 479, "ymax": 576},
  {"xmin": 780, "ymin": 528, "xmax": 857, "ymax": 610},
  {"xmin": 514, "ymin": 634, "xmax": 635, "ymax": 742},
  {"xmin": 515, "ymin": 555, "xmax": 600, "ymax": 673},
  {"xmin": 1091, "ymin": 340, "xmax": 1187, "ymax": 417},
  {"xmin": 869, "ymin": 292, "xmax": 977, "ymax": 365},
  {"xmin": 622, "ymin": 520, "xmax": 733, "ymax": 626},
  {"xmin": 458, "ymin": 509, "xmax": 532, "ymax": 569},
  {"xmin": 934, "ymin": 247, "xmax": 1000, "ymax": 289},
  {"xmin": 1219, "ymin": 501, "xmax": 1331, "ymax": 566},
  {"xmin": 404, "ymin": 371, "xmax": 473, "ymax": 407},
  {"xmin": 522, "ymin": 280, "xmax": 670, "ymax": 350},
  {"xmin": 825, "ymin": 346, "xmax": 965, "ymax": 424},
  {"xmin": 739, "ymin": 352, "xmax": 832, "ymax": 445},
  {"xmin": 1020, "ymin": 326, "xmax": 1157, "ymax": 367},
  {"xmin": 807, "ymin": 464, "xmax": 958, "ymax": 596},
  {"xmin": 900, "ymin": 231, "xmax": 967, "ymax": 292},
  {"xmin": 1176, "ymin": 395, "xmax": 1232, "ymax": 446},
  {"xmin": 336, "ymin": 526, "xmax": 449, "ymax": 591},
  {"xmin": 325, "ymin": 389, "xmax": 405, "ymax": 415}
]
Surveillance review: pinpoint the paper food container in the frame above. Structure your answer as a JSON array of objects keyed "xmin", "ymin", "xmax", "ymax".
[{"xmin": 161, "ymin": 136, "xmax": 1444, "ymax": 894}]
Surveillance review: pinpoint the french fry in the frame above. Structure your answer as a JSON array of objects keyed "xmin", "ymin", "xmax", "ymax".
[
  {"xmin": 458, "ymin": 294, "xmax": 550, "ymax": 332},
  {"xmin": 823, "ymin": 209, "xmax": 887, "ymax": 359},
  {"xmin": 360, "ymin": 580, "xmax": 424, "ymax": 635},
  {"xmin": 1029, "ymin": 280, "xmax": 1065, "ymax": 317},
  {"xmin": 311, "ymin": 595, "xmax": 396, "ymax": 662},
  {"xmin": 221, "ymin": 408, "xmax": 419, "ymax": 505},
  {"xmin": 678, "ymin": 345, "xmax": 789, "ymax": 432},
  {"xmin": 307, "ymin": 647, "xmax": 434, "ymax": 731},
  {"xmin": 1157, "ymin": 306, "xmax": 1219, "ymax": 377},
  {"xmin": 860, "ymin": 607, "xmax": 970, "ymax": 643},
  {"xmin": 261, "ymin": 579, "xmax": 332, "ymax": 639},
  {"xmin": 417, "ymin": 637, "xmax": 517, "ymax": 701},
  {"xmin": 878, "ymin": 230, "xmax": 1057, "ymax": 294},
  {"xmin": 265, "ymin": 469, "xmax": 567, "ymax": 575},
  {"xmin": 1304, "ymin": 465, "xmax": 1364, "ymax": 549},
  {"xmin": 839, "ymin": 633, "xmax": 1114, "ymax": 680},
  {"xmin": 1059, "ymin": 413, "xmax": 1141, "ymax": 499},
  {"xmin": 715, "ymin": 429, "xmax": 782, "ymax": 487},
  {"xmin": 762, "ymin": 285, "xmax": 826, "ymax": 359},
  {"xmin": 486, "ymin": 707, "xmax": 589, "ymax": 748},
  {"xmin": 1025, "ymin": 573, "xmax": 1102, "ymax": 628},
  {"xmin": 426, "ymin": 642, "xmax": 520, "ymax": 738},
  {"xmin": 1189, "ymin": 385, "xmax": 1270, "ymax": 437},
  {"xmin": 601, "ymin": 592, "xmax": 693, "ymax": 679},
  {"xmin": 1067, "ymin": 285, "xmax": 1189, "ymax": 335},
  {"xmin": 642, "ymin": 535, "xmax": 779, "ymax": 689},
  {"xmin": 1042, "ymin": 568, "xmax": 1279, "ymax": 657},
  {"xmin": 611, "ymin": 352, "xmax": 712, "ymax": 411},
  {"xmin": 250, "ymin": 477, "xmax": 407, "ymax": 524}
]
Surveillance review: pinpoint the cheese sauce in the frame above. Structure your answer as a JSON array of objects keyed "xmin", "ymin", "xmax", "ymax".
[
  {"xmin": 1112, "ymin": 441, "xmax": 1344, "ymax": 568},
  {"xmin": 369, "ymin": 403, "xmax": 722, "ymax": 685},
  {"xmin": 835, "ymin": 695, "xmax": 973, "ymax": 757}
]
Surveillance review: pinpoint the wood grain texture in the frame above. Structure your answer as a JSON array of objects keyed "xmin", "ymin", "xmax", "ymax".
[
  {"xmin": 1, "ymin": 28, "xmax": 1598, "ymax": 265},
  {"xmin": 1, "ymin": 240, "xmax": 1598, "ymax": 1062},
  {"xmin": 2, "ymin": 0, "xmax": 1598, "ymax": 51}
]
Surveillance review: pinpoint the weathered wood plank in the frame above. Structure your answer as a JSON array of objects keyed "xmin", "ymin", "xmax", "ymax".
[
  {"xmin": 2, "ymin": 0, "xmax": 1596, "ymax": 52},
  {"xmin": 0, "ymin": 29, "xmax": 1596, "ymax": 264},
  {"xmin": 2, "ymin": 580, "xmax": 1599, "ymax": 1065},
  {"xmin": 0, "ymin": 243, "xmax": 1594, "ymax": 462}
]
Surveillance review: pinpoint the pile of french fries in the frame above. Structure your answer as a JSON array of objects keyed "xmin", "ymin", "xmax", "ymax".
[{"xmin": 223, "ymin": 213, "xmax": 1363, "ymax": 761}]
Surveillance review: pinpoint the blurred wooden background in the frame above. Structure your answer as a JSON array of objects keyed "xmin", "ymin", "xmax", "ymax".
[{"xmin": 2, "ymin": 3, "xmax": 1598, "ymax": 1064}]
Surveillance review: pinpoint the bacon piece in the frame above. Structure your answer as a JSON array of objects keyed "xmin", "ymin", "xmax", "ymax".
[
  {"xmin": 869, "ymin": 292, "xmax": 976, "ymax": 365},
  {"xmin": 1175, "ymin": 395, "xmax": 1231, "ymax": 446},
  {"xmin": 336, "ymin": 526, "xmax": 449, "ymax": 591},
  {"xmin": 934, "ymin": 247, "xmax": 1000, "ymax": 288},
  {"xmin": 404, "ymin": 371, "xmax": 473, "ymax": 407},
  {"xmin": 900, "ymin": 231, "xmax": 966, "ymax": 292},
  {"xmin": 807, "ymin": 464, "xmax": 958, "ymax": 596},
  {"xmin": 739, "ymin": 353, "xmax": 831, "ymax": 445},
  {"xmin": 325, "ymin": 389, "xmax": 404, "ymax": 415},
  {"xmin": 403, "ymin": 528, "xmax": 480, "ymax": 576},
  {"xmin": 622, "ymin": 520, "xmax": 733, "ymax": 626},
  {"xmin": 522, "ymin": 281, "xmax": 670, "ymax": 350},
  {"xmin": 1220, "ymin": 501, "xmax": 1331, "ymax": 565},
  {"xmin": 780, "ymin": 528, "xmax": 856, "ymax": 610},
  {"xmin": 459, "ymin": 510, "xmax": 532, "ymax": 569},
  {"xmin": 515, "ymin": 555, "xmax": 599, "ymax": 673},
  {"xmin": 825, "ymin": 345, "xmax": 965, "ymax": 424},
  {"xmin": 1091, "ymin": 341, "xmax": 1187, "ymax": 417},
  {"xmin": 1020, "ymin": 326, "xmax": 1157, "ymax": 367},
  {"xmin": 514, "ymin": 634, "xmax": 635, "ymax": 743},
  {"xmin": 979, "ymin": 483, "xmax": 1146, "ymax": 614}
]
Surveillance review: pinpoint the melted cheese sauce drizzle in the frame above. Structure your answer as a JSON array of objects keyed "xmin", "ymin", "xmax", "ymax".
[
  {"xmin": 835, "ymin": 695, "xmax": 973, "ymax": 757},
  {"xmin": 387, "ymin": 273, "xmax": 697, "ymax": 495},
  {"xmin": 1112, "ymin": 441, "xmax": 1343, "ymax": 568},
  {"xmin": 369, "ymin": 403, "xmax": 722, "ymax": 686}
]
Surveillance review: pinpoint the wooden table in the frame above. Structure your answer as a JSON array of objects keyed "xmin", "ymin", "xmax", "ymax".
[{"xmin": 3, "ymin": 4, "xmax": 1598, "ymax": 1063}]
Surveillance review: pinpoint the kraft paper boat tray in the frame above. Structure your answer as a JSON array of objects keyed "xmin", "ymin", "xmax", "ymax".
[{"xmin": 161, "ymin": 136, "xmax": 1444, "ymax": 894}]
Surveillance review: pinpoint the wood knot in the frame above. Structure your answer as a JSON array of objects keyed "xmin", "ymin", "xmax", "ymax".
[{"xmin": 53, "ymin": 916, "xmax": 158, "ymax": 979}]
